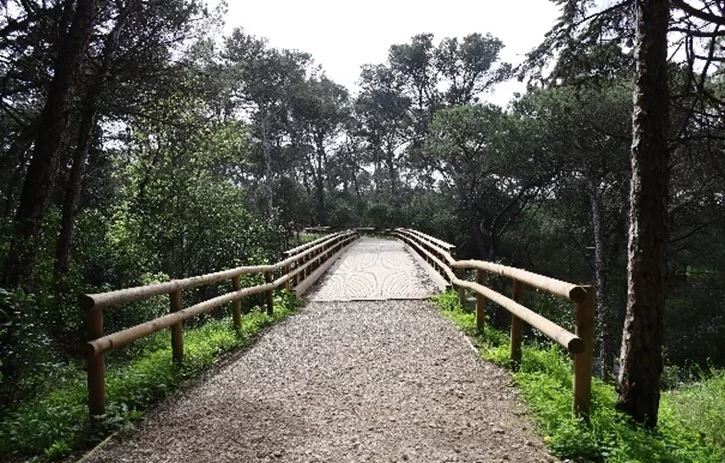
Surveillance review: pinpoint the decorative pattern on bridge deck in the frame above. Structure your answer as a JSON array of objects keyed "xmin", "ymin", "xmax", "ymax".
[{"xmin": 307, "ymin": 237, "xmax": 439, "ymax": 301}]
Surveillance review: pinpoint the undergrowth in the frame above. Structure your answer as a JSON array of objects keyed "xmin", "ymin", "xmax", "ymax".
[
  {"xmin": 0, "ymin": 290, "xmax": 302, "ymax": 461},
  {"xmin": 665, "ymin": 368, "xmax": 725, "ymax": 450},
  {"xmin": 432, "ymin": 291, "xmax": 725, "ymax": 463}
]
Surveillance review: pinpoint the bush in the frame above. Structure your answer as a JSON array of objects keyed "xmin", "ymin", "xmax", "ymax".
[{"xmin": 0, "ymin": 288, "xmax": 59, "ymax": 405}]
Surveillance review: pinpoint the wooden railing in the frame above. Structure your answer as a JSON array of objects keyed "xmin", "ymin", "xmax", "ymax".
[
  {"xmin": 80, "ymin": 230, "xmax": 358, "ymax": 416},
  {"xmin": 393, "ymin": 228, "xmax": 594, "ymax": 417}
]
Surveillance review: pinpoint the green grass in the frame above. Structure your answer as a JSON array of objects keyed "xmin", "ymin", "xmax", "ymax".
[
  {"xmin": 0, "ymin": 290, "xmax": 303, "ymax": 461},
  {"xmin": 432, "ymin": 291, "xmax": 725, "ymax": 463},
  {"xmin": 666, "ymin": 367, "xmax": 725, "ymax": 450}
]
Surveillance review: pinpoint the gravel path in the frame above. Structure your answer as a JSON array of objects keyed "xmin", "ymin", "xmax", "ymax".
[{"xmin": 82, "ymin": 300, "xmax": 558, "ymax": 463}]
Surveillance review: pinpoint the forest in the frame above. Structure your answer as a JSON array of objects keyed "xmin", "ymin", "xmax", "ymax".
[{"xmin": 1, "ymin": 0, "xmax": 724, "ymax": 461}]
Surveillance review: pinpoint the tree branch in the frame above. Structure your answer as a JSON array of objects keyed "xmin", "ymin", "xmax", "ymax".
[{"xmin": 672, "ymin": 0, "xmax": 725, "ymax": 26}]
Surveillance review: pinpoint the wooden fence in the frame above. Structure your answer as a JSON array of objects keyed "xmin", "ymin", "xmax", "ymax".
[
  {"xmin": 80, "ymin": 230, "xmax": 358, "ymax": 416},
  {"xmin": 393, "ymin": 228, "xmax": 594, "ymax": 417}
]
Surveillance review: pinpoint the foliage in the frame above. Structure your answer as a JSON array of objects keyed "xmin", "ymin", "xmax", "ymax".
[
  {"xmin": 0, "ymin": 290, "xmax": 302, "ymax": 460},
  {"xmin": 288, "ymin": 232, "xmax": 326, "ymax": 247},
  {"xmin": 433, "ymin": 291, "xmax": 725, "ymax": 462},
  {"xmin": 0, "ymin": 288, "xmax": 54, "ymax": 401},
  {"xmin": 666, "ymin": 367, "xmax": 725, "ymax": 450}
]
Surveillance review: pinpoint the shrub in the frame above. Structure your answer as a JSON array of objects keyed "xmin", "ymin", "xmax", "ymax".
[{"xmin": 0, "ymin": 288, "xmax": 59, "ymax": 405}]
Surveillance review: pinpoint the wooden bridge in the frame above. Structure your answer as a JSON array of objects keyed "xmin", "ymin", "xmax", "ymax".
[{"xmin": 78, "ymin": 229, "xmax": 593, "ymax": 462}]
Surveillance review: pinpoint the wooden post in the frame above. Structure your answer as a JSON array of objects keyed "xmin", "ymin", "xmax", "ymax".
[
  {"xmin": 85, "ymin": 303, "xmax": 105, "ymax": 416},
  {"xmin": 170, "ymin": 289, "xmax": 183, "ymax": 362},
  {"xmin": 475, "ymin": 269, "xmax": 486, "ymax": 332},
  {"xmin": 511, "ymin": 279, "xmax": 523, "ymax": 369},
  {"xmin": 573, "ymin": 286, "xmax": 595, "ymax": 417},
  {"xmin": 283, "ymin": 265, "xmax": 291, "ymax": 290},
  {"xmin": 451, "ymin": 247, "xmax": 466, "ymax": 309},
  {"xmin": 450, "ymin": 247, "xmax": 457, "ymax": 280},
  {"xmin": 232, "ymin": 276, "xmax": 242, "ymax": 328},
  {"xmin": 264, "ymin": 271, "xmax": 274, "ymax": 315}
]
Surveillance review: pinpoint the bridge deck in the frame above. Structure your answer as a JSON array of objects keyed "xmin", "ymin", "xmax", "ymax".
[{"xmin": 307, "ymin": 237, "xmax": 442, "ymax": 301}]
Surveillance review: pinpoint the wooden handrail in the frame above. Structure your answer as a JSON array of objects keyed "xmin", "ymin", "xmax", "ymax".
[
  {"xmin": 82, "ymin": 281, "xmax": 278, "ymax": 358},
  {"xmin": 80, "ymin": 264, "xmax": 276, "ymax": 310},
  {"xmin": 394, "ymin": 229, "xmax": 455, "ymax": 264},
  {"xmin": 81, "ymin": 231, "xmax": 355, "ymax": 311},
  {"xmin": 302, "ymin": 226, "xmax": 333, "ymax": 233},
  {"xmin": 452, "ymin": 278, "xmax": 583, "ymax": 354},
  {"xmin": 278, "ymin": 231, "xmax": 356, "ymax": 268},
  {"xmin": 397, "ymin": 227, "xmax": 456, "ymax": 251},
  {"xmin": 452, "ymin": 260, "xmax": 587, "ymax": 302},
  {"xmin": 81, "ymin": 230, "xmax": 358, "ymax": 416},
  {"xmin": 393, "ymin": 231, "xmax": 456, "ymax": 281},
  {"xmin": 395, "ymin": 228, "xmax": 594, "ymax": 417},
  {"xmin": 283, "ymin": 231, "xmax": 338, "ymax": 256}
]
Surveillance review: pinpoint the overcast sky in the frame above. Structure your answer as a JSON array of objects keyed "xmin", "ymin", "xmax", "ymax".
[{"xmin": 220, "ymin": 1, "xmax": 561, "ymax": 107}]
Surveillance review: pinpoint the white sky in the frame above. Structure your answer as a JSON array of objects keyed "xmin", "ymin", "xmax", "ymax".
[{"xmin": 220, "ymin": 0, "xmax": 561, "ymax": 107}]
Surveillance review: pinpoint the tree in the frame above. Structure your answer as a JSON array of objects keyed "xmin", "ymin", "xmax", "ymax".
[
  {"xmin": 386, "ymin": 33, "xmax": 511, "ymax": 144},
  {"xmin": 52, "ymin": 0, "xmax": 212, "ymax": 275},
  {"xmin": 422, "ymin": 105, "xmax": 545, "ymax": 260},
  {"xmin": 54, "ymin": 0, "xmax": 138, "ymax": 275},
  {"xmin": 511, "ymin": 84, "xmax": 631, "ymax": 378},
  {"xmin": 524, "ymin": 0, "xmax": 725, "ymax": 427},
  {"xmin": 354, "ymin": 64, "xmax": 412, "ymax": 196},
  {"xmin": 290, "ymin": 76, "xmax": 350, "ymax": 224},
  {"xmin": 223, "ymin": 29, "xmax": 312, "ymax": 212},
  {"xmin": 0, "ymin": 0, "xmax": 214, "ymax": 405},
  {"xmin": 2, "ymin": 0, "xmax": 99, "ymax": 291},
  {"xmin": 356, "ymin": 33, "xmax": 512, "ymax": 237},
  {"xmin": 617, "ymin": 0, "xmax": 670, "ymax": 427}
]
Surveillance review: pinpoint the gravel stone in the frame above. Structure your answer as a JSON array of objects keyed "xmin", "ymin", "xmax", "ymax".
[{"xmin": 81, "ymin": 300, "xmax": 559, "ymax": 462}]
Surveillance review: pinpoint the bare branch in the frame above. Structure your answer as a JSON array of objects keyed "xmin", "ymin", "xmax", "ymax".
[{"xmin": 672, "ymin": 0, "xmax": 725, "ymax": 25}]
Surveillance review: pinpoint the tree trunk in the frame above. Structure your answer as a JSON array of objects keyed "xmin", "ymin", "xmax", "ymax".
[
  {"xmin": 1, "ymin": 0, "xmax": 98, "ymax": 291},
  {"xmin": 586, "ymin": 177, "xmax": 613, "ymax": 379},
  {"xmin": 386, "ymin": 146, "xmax": 397, "ymax": 197},
  {"xmin": 616, "ymin": 0, "xmax": 669, "ymax": 428},
  {"xmin": 1, "ymin": 124, "xmax": 37, "ymax": 218},
  {"xmin": 469, "ymin": 216, "xmax": 488, "ymax": 260},
  {"xmin": 314, "ymin": 172, "xmax": 325, "ymax": 225},
  {"xmin": 55, "ymin": 2, "xmax": 133, "ymax": 275},
  {"xmin": 313, "ymin": 137, "xmax": 326, "ymax": 224},
  {"xmin": 315, "ymin": 175, "xmax": 327, "ymax": 226},
  {"xmin": 260, "ymin": 110, "xmax": 274, "ymax": 212},
  {"xmin": 55, "ymin": 110, "xmax": 95, "ymax": 275}
]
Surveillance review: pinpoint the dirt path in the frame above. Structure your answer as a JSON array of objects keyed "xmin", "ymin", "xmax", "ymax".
[{"xmin": 81, "ymin": 300, "xmax": 558, "ymax": 463}]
